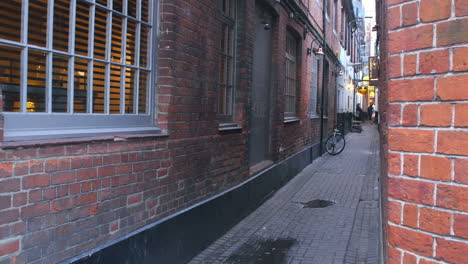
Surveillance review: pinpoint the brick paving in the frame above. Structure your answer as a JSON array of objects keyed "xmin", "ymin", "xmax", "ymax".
[{"xmin": 189, "ymin": 123, "xmax": 381, "ymax": 264}]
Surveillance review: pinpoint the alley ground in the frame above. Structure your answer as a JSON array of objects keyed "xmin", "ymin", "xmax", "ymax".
[{"xmin": 189, "ymin": 123, "xmax": 381, "ymax": 264}]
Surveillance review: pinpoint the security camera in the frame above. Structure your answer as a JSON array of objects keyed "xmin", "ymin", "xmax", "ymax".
[{"xmin": 264, "ymin": 23, "xmax": 271, "ymax": 30}]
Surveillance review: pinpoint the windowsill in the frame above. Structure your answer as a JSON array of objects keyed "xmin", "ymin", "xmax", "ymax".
[
  {"xmin": 218, "ymin": 123, "xmax": 242, "ymax": 133},
  {"xmin": 2, "ymin": 129, "xmax": 168, "ymax": 149},
  {"xmin": 284, "ymin": 116, "xmax": 300, "ymax": 123},
  {"xmin": 309, "ymin": 115, "xmax": 320, "ymax": 119}
]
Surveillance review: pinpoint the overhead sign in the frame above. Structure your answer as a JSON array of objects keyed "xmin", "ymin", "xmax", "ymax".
[{"xmin": 369, "ymin": 56, "xmax": 379, "ymax": 80}]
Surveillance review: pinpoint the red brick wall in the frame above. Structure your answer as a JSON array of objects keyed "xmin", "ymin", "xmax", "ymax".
[
  {"xmin": 0, "ymin": 1, "xmax": 342, "ymax": 263},
  {"xmin": 382, "ymin": 0, "xmax": 468, "ymax": 263}
]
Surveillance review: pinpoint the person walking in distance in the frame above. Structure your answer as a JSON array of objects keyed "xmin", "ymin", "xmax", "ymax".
[
  {"xmin": 356, "ymin": 103, "xmax": 363, "ymax": 121},
  {"xmin": 367, "ymin": 103, "xmax": 374, "ymax": 121}
]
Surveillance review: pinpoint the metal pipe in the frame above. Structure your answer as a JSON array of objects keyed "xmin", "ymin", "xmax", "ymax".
[{"xmin": 319, "ymin": 0, "xmax": 327, "ymax": 156}]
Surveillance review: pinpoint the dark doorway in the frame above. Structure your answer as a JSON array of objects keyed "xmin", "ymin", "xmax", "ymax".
[{"xmin": 249, "ymin": 3, "xmax": 273, "ymax": 167}]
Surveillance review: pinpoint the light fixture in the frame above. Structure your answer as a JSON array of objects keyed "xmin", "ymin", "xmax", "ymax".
[
  {"xmin": 313, "ymin": 47, "xmax": 324, "ymax": 56},
  {"xmin": 307, "ymin": 37, "xmax": 324, "ymax": 57}
]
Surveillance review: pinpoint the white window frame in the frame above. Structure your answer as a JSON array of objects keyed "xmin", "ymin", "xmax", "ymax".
[{"xmin": 0, "ymin": 0, "xmax": 159, "ymax": 141}]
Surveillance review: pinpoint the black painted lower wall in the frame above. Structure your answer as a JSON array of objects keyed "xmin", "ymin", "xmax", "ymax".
[{"xmin": 66, "ymin": 143, "xmax": 320, "ymax": 264}]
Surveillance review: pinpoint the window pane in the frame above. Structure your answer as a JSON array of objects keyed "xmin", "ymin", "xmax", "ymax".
[
  {"xmin": 52, "ymin": 55, "xmax": 69, "ymax": 112},
  {"xmin": 113, "ymin": 0, "xmax": 123, "ymax": 13},
  {"xmin": 94, "ymin": 7, "xmax": 107, "ymax": 60},
  {"xmin": 96, "ymin": 0, "xmax": 107, "ymax": 6},
  {"xmin": 75, "ymin": 1, "xmax": 90, "ymax": 56},
  {"xmin": 109, "ymin": 64, "xmax": 121, "ymax": 113},
  {"xmin": 126, "ymin": 21, "xmax": 137, "ymax": 65},
  {"xmin": 111, "ymin": 15, "xmax": 123, "ymax": 63},
  {"xmin": 27, "ymin": 50, "xmax": 47, "ymax": 112},
  {"xmin": 0, "ymin": 46, "xmax": 21, "ymax": 112},
  {"xmin": 138, "ymin": 70, "xmax": 148, "ymax": 114},
  {"xmin": 142, "ymin": 0, "xmax": 150, "ymax": 22},
  {"xmin": 128, "ymin": 0, "xmax": 137, "ymax": 18},
  {"xmin": 140, "ymin": 25, "xmax": 150, "ymax": 68},
  {"xmin": 92, "ymin": 62, "xmax": 106, "ymax": 113},
  {"xmin": 219, "ymin": 55, "xmax": 226, "ymax": 85},
  {"xmin": 29, "ymin": 0, "xmax": 48, "ymax": 47},
  {"xmin": 125, "ymin": 67, "xmax": 135, "ymax": 113},
  {"xmin": 0, "ymin": 0, "xmax": 22, "ymax": 42},
  {"xmin": 74, "ymin": 58, "xmax": 88, "ymax": 113},
  {"xmin": 53, "ymin": 0, "xmax": 70, "ymax": 52}
]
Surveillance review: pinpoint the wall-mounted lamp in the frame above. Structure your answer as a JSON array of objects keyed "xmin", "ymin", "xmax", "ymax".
[
  {"xmin": 313, "ymin": 47, "xmax": 324, "ymax": 56},
  {"xmin": 306, "ymin": 38, "xmax": 324, "ymax": 56}
]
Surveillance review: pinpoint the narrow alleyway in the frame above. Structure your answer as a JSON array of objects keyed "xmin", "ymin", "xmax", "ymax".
[{"xmin": 189, "ymin": 123, "xmax": 381, "ymax": 264}]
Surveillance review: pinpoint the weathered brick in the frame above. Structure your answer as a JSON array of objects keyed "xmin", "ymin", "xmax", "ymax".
[
  {"xmin": 436, "ymin": 238, "xmax": 468, "ymax": 264},
  {"xmin": 388, "ymin": 78, "xmax": 434, "ymax": 102},
  {"xmin": 23, "ymin": 174, "xmax": 51, "ymax": 189},
  {"xmin": 420, "ymin": 155, "xmax": 451, "ymax": 181},
  {"xmin": 388, "ymin": 153, "xmax": 401, "ymax": 175},
  {"xmin": 454, "ymin": 47, "xmax": 468, "ymax": 72},
  {"xmin": 0, "ymin": 195, "xmax": 11, "ymax": 210},
  {"xmin": 51, "ymin": 197, "xmax": 75, "ymax": 213},
  {"xmin": 387, "ymin": 246, "xmax": 402, "ymax": 264},
  {"xmin": 437, "ymin": 75, "xmax": 468, "ymax": 100},
  {"xmin": 388, "ymin": 25, "xmax": 433, "ymax": 54},
  {"xmin": 0, "ymin": 239, "xmax": 20, "ymax": 257},
  {"xmin": 387, "ymin": 104, "xmax": 402, "ymax": 127},
  {"xmin": 51, "ymin": 171, "xmax": 76, "ymax": 185},
  {"xmin": 419, "ymin": 207, "xmax": 451, "ymax": 235},
  {"xmin": 419, "ymin": 50, "xmax": 450, "ymax": 74},
  {"xmin": 437, "ymin": 18, "xmax": 468, "ymax": 47},
  {"xmin": 453, "ymin": 214, "xmax": 468, "ymax": 240},
  {"xmin": 388, "ymin": 177, "xmax": 434, "ymax": 205},
  {"xmin": 388, "ymin": 225, "xmax": 433, "ymax": 257},
  {"xmin": 14, "ymin": 162, "xmax": 29, "ymax": 176},
  {"xmin": 388, "ymin": 7, "xmax": 401, "ymax": 30},
  {"xmin": 76, "ymin": 193, "xmax": 97, "ymax": 206},
  {"xmin": 402, "ymin": 104, "xmax": 418, "ymax": 126},
  {"xmin": 455, "ymin": 0, "xmax": 468, "ymax": 16},
  {"xmin": 420, "ymin": 0, "xmax": 451, "ymax": 22},
  {"xmin": 403, "ymin": 203, "xmax": 418, "ymax": 228},
  {"xmin": 455, "ymin": 103, "xmax": 468, "ymax": 127},
  {"xmin": 403, "ymin": 54, "xmax": 417, "ymax": 76},
  {"xmin": 387, "ymin": 200, "xmax": 402, "ymax": 224},
  {"xmin": 403, "ymin": 253, "xmax": 417, "ymax": 263},
  {"xmin": 437, "ymin": 184, "xmax": 468, "ymax": 211},
  {"xmin": 437, "ymin": 131, "xmax": 468, "ymax": 155},
  {"xmin": 0, "ymin": 178, "xmax": 21, "ymax": 193},
  {"xmin": 388, "ymin": 129, "xmax": 434, "ymax": 153},
  {"xmin": 454, "ymin": 158, "xmax": 468, "ymax": 184},
  {"xmin": 21, "ymin": 202, "xmax": 50, "ymax": 219},
  {"xmin": 0, "ymin": 163, "xmax": 13, "ymax": 178},
  {"xmin": 402, "ymin": 2, "xmax": 418, "ymax": 26},
  {"xmin": 403, "ymin": 154, "xmax": 419, "ymax": 177}
]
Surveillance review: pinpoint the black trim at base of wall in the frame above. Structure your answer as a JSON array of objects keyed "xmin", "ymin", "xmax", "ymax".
[{"xmin": 66, "ymin": 143, "xmax": 320, "ymax": 264}]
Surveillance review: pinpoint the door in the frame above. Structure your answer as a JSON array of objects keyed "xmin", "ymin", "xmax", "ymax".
[{"xmin": 249, "ymin": 4, "xmax": 273, "ymax": 166}]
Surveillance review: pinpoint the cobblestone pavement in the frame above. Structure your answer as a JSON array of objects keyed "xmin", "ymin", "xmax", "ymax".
[{"xmin": 189, "ymin": 123, "xmax": 381, "ymax": 264}]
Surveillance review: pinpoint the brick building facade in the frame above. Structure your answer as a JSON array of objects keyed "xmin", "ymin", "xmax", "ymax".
[
  {"xmin": 378, "ymin": 0, "xmax": 468, "ymax": 263},
  {"xmin": 0, "ymin": 0, "xmax": 360, "ymax": 263}
]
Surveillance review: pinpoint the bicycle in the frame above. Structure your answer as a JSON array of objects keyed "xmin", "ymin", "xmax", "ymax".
[{"xmin": 325, "ymin": 123, "xmax": 346, "ymax": 155}]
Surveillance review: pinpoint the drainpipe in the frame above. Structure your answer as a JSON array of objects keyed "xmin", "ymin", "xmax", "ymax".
[{"xmin": 319, "ymin": 0, "xmax": 327, "ymax": 156}]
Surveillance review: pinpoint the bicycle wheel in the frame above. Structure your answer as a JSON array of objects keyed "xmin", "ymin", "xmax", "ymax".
[{"xmin": 325, "ymin": 134, "xmax": 346, "ymax": 155}]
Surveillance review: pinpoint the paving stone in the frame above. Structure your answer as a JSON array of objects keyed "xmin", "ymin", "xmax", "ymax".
[{"xmin": 188, "ymin": 123, "xmax": 381, "ymax": 264}]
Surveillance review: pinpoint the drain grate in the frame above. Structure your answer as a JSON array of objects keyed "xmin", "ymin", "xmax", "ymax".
[{"xmin": 300, "ymin": 199, "xmax": 335, "ymax": 208}]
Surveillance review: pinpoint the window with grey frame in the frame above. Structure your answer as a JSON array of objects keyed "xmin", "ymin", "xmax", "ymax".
[
  {"xmin": 218, "ymin": 0, "xmax": 236, "ymax": 123},
  {"xmin": 285, "ymin": 32, "xmax": 299, "ymax": 119},
  {"xmin": 0, "ymin": 0, "xmax": 156, "ymax": 141},
  {"xmin": 333, "ymin": 0, "xmax": 338, "ymax": 32},
  {"xmin": 309, "ymin": 57, "xmax": 318, "ymax": 117}
]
